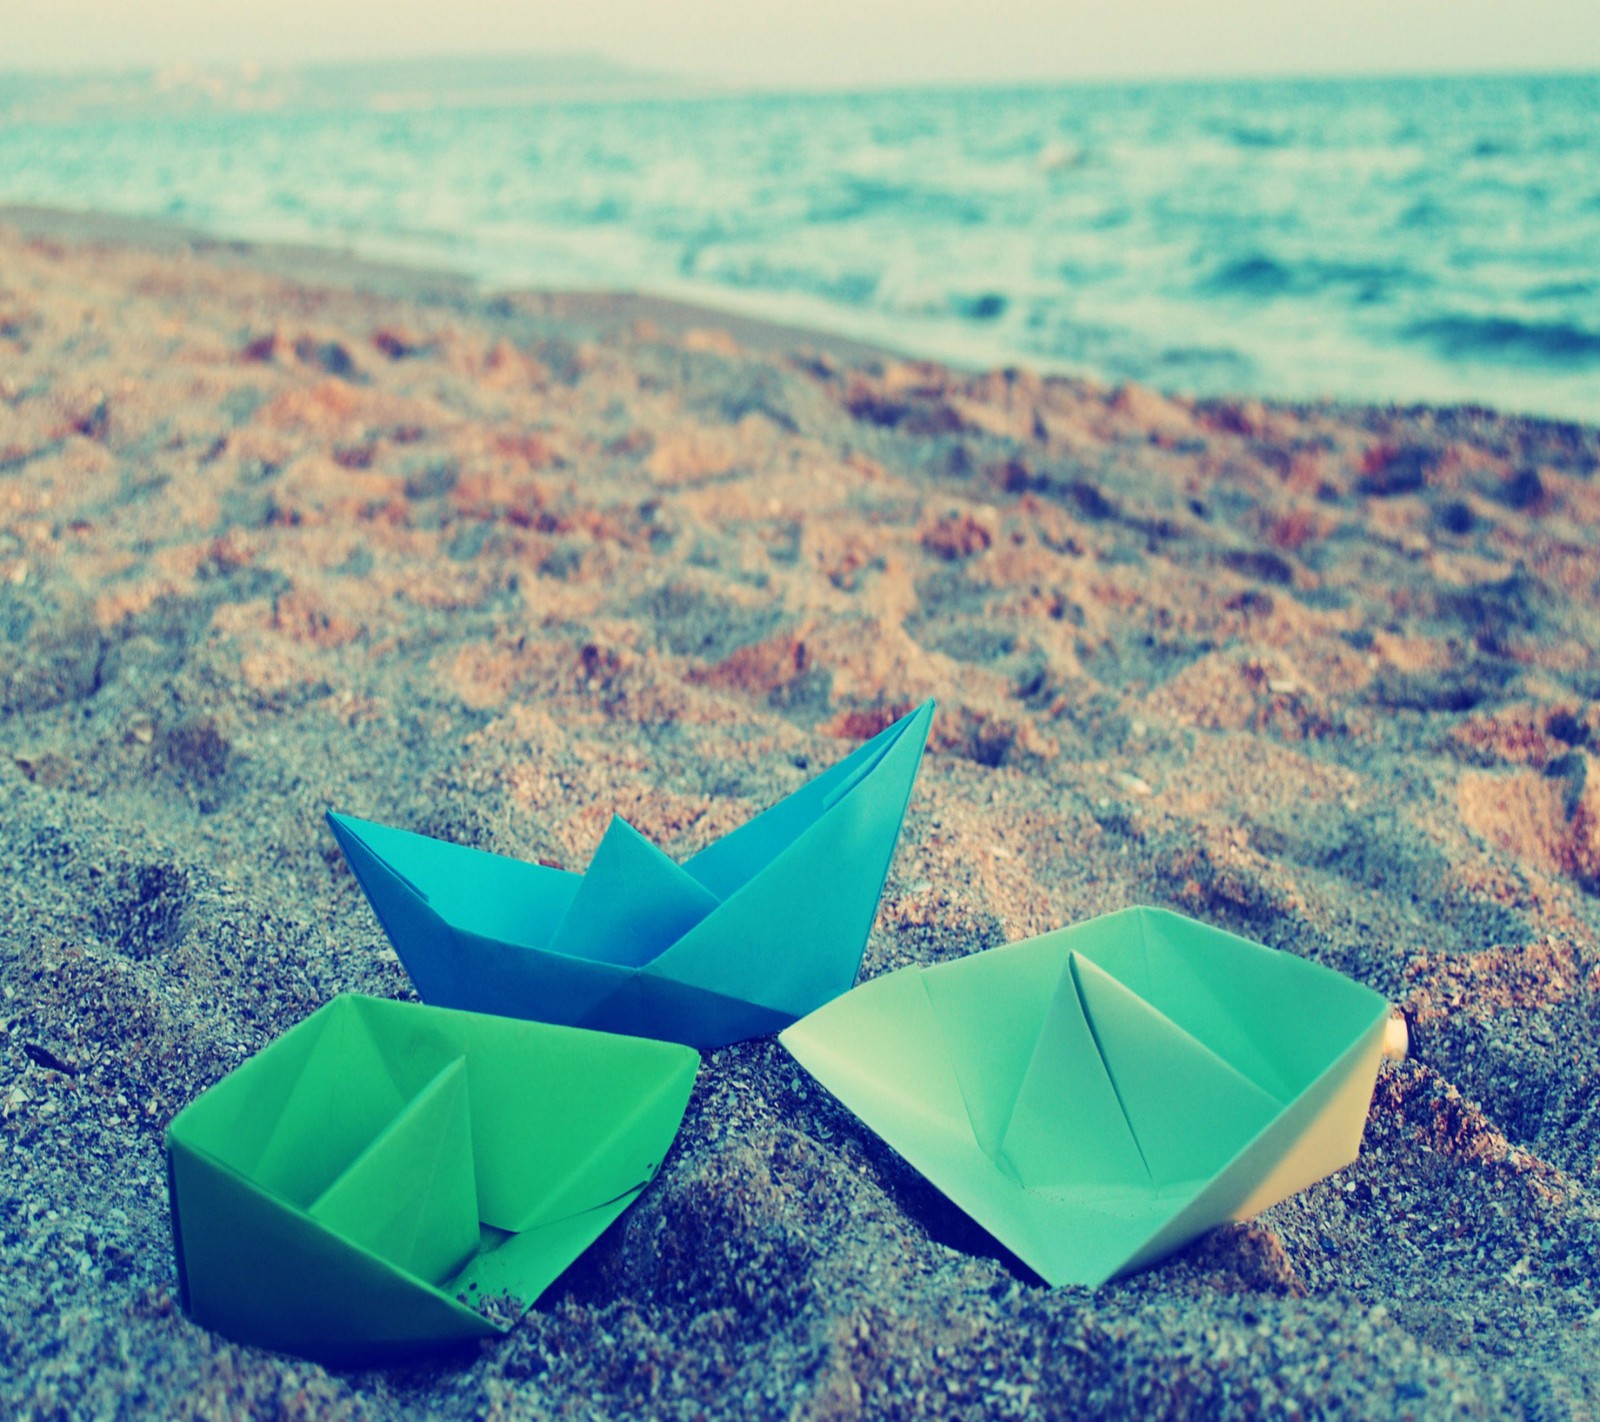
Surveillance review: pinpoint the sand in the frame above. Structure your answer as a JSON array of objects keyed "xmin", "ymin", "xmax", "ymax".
[{"xmin": 1, "ymin": 207, "xmax": 1597, "ymax": 1419}]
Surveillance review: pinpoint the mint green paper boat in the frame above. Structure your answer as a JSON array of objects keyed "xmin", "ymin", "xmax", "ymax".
[
  {"xmin": 166, "ymin": 994, "xmax": 698, "ymax": 1366},
  {"xmin": 781, "ymin": 907, "xmax": 1397, "ymax": 1287},
  {"xmin": 328, "ymin": 700, "xmax": 934, "ymax": 1050}
]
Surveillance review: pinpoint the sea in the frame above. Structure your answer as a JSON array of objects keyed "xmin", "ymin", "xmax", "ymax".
[{"xmin": 4, "ymin": 64, "xmax": 1598, "ymax": 421}]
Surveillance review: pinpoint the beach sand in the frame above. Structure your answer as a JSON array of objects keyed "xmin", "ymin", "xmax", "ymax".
[{"xmin": 1, "ymin": 208, "xmax": 1597, "ymax": 1419}]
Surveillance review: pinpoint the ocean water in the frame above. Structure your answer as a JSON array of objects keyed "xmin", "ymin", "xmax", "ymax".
[{"xmin": 4, "ymin": 68, "xmax": 1599, "ymax": 421}]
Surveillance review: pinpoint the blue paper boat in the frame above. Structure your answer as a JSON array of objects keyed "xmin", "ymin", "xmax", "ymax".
[{"xmin": 328, "ymin": 701, "xmax": 934, "ymax": 1049}]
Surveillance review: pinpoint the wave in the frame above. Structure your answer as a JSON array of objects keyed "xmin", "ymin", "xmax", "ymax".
[
  {"xmin": 802, "ymin": 176, "xmax": 990, "ymax": 228},
  {"xmin": 1406, "ymin": 314, "xmax": 1600, "ymax": 368},
  {"xmin": 1203, "ymin": 253, "xmax": 1421, "ymax": 304},
  {"xmin": 1206, "ymin": 254, "xmax": 1296, "ymax": 296},
  {"xmin": 951, "ymin": 291, "xmax": 1008, "ymax": 321}
]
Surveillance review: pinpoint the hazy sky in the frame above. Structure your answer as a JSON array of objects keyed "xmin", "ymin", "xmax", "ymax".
[{"xmin": 5, "ymin": 1, "xmax": 1598, "ymax": 86}]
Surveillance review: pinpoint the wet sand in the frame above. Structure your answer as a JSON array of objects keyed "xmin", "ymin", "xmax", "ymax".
[{"xmin": 1, "ymin": 208, "xmax": 1597, "ymax": 1419}]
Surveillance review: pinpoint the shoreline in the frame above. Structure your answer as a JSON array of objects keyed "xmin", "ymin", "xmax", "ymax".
[
  {"xmin": 0, "ymin": 202, "xmax": 914, "ymax": 373},
  {"xmin": 9, "ymin": 200, "xmax": 1596, "ymax": 431}
]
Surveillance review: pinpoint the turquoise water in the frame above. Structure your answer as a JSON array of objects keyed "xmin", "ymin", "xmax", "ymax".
[{"xmin": 4, "ymin": 70, "xmax": 1599, "ymax": 420}]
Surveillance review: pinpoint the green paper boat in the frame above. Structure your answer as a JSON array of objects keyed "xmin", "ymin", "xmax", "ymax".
[
  {"xmin": 780, "ymin": 906, "xmax": 1396, "ymax": 1287},
  {"xmin": 327, "ymin": 700, "xmax": 934, "ymax": 1050},
  {"xmin": 166, "ymin": 994, "xmax": 698, "ymax": 1365}
]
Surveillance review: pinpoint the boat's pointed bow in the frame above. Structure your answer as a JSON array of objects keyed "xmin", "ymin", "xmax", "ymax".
[
  {"xmin": 868, "ymin": 696, "xmax": 936, "ymax": 812},
  {"xmin": 646, "ymin": 697, "xmax": 937, "ymax": 1024},
  {"xmin": 325, "ymin": 810, "xmax": 460, "ymax": 1000}
]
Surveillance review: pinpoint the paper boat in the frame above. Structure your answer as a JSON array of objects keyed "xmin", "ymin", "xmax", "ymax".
[
  {"xmin": 327, "ymin": 700, "xmax": 934, "ymax": 1050},
  {"xmin": 166, "ymin": 993, "xmax": 698, "ymax": 1365},
  {"xmin": 781, "ymin": 906, "xmax": 1396, "ymax": 1287}
]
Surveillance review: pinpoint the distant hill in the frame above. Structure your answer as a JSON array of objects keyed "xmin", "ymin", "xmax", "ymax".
[{"xmin": 0, "ymin": 53, "xmax": 681, "ymax": 122}]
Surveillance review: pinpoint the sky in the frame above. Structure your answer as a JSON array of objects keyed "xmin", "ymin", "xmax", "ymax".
[{"xmin": 2, "ymin": 0, "xmax": 1598, "ymax": 87}]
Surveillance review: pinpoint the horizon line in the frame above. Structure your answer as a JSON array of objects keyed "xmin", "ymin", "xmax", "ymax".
[{"xmin": 3, "ymin": 50, "xmax": 1597, "ymax": 93}]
